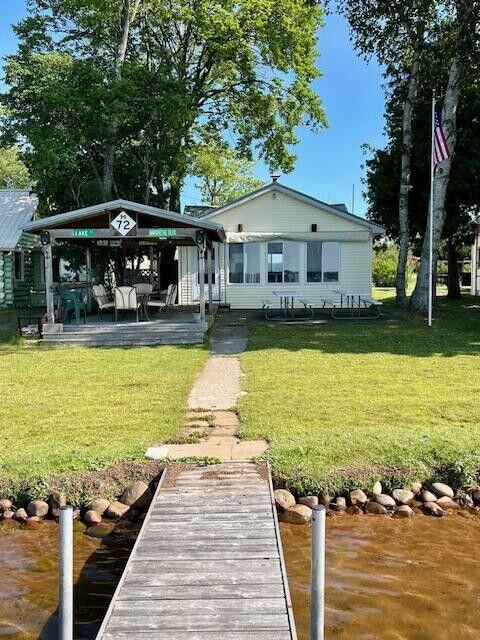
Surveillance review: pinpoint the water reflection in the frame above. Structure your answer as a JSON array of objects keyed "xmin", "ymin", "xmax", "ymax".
[
  {"xmin": 0, "ymin": 520, "xmax": 138, "ymax": 640},
  {"xmin": 281, "ymin": 512, "xmax": 480, "ymax": 639}
]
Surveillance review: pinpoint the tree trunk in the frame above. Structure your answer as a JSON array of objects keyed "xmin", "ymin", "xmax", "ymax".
[
  {"xmin": 169, "ymin": 182, "xmax": 181, "ymax": 213},
  {"xmin": 102, "ymin": 0, "xmax": 141, "ymax": 200},
  {"xmin": 395, "ymin": 45, "xmax": 422, "ymax": 307},
  {"xmin": 409, "ymin": 56, "xmax": 461, "ymax": 312},
  {"xmin": 446, "ymin": 238, "xmax": 462, "ymax": 298}
]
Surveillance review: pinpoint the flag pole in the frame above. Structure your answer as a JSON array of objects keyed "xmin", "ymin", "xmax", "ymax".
[{"xmin": 428, "ymin": 90, "xmax": 436, "ymax": 327}]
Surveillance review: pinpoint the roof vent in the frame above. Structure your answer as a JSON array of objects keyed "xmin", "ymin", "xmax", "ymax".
[{"xmin": 270, "ymin": 172, "xmax": 280, "ymax": 183}]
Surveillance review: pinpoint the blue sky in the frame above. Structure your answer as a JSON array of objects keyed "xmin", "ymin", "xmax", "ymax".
[{"xmin": 0, "ymin": 3, "xmax": 385, "ymax": 215}]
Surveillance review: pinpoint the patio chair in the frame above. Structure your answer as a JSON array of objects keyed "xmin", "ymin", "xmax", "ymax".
[
  {"xmin": 114, "ymin": 286, "xmax": 141, "ymax": 323},
  {"xmin": 58, "ymin": 284, "xmax": 87, "ymax": 324},
  {"xmin": 92, "ymin": 284, "xmax": 115, "ymax": 320},
  {"xmin": 147, "ymin": 284, "xmax": 177, "ymax": 314}
]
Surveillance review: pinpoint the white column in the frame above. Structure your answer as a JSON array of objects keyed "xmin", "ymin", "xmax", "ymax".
[
  {"xmin": 199, "ymin": 242, "xmax": 206, "ymax": 326},
  {"xmin": 207, "ymin": 245, "xmax": 213, "ymax": 313},
  {"xmin": 43, "ymin": 243, "xmax": 55, "ymax": 324},
  {"xmin": 85, "ymin": 245, "xmax": 93, "ymax": 313}
]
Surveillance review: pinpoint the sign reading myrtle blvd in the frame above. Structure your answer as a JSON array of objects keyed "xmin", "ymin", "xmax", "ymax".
[
  {"xmin": 148, "ymin": 228, "xmax": 177, "ymax": 237},
  {"xmin": 73, "ymin": 229, "xmax": 96, "ymax": 238}
]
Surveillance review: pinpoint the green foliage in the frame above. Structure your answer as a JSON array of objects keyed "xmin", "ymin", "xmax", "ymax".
[
  {"xmin": 2, "ymin": 0, "xmax": 327, "ymax": 214},
  {"xmin": 193, "ymin": 132, "xmax": 263, "ymax": 206},
  {"xmin": 373, "ymin": 244, "xmax": 415, "ymax": 287},
  {"xmin": 0, "ymin": 146, "xmax": 31, "ymax": 189},
  {"xmin": 239, "ymin": 293, "xmax": 480, "ymax": 495}
]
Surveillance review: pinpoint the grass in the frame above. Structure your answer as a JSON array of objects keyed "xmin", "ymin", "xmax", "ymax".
[
  {"xmin": 239, "ymin": 290, "xmax": 480, "ymax": 495},
  {"xmin": 0, "ymin": 312, "xmax": 208, "ymax": 497}
]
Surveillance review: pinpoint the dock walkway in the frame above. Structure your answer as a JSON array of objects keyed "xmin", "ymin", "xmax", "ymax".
[{"xmin": 96, "ymin": 462, "xmax": 297, "ymax": 640}]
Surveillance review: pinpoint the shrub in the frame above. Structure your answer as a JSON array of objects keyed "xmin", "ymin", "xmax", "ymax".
[{"xmin": 373, "ymin": 245, "xmax": 415, "ymax": 287}]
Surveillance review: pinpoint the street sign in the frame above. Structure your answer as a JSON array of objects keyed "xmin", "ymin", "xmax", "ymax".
[
  {"xmin": 111, "ymin": 211, "xmax": 136, "ymax": 236},
  {"xmin": 73, "ymin": 229, "xmax": 96, "ymax": 238},
  {"xmin": 148, "ymin": 228, "xmax": 177, "ymax": 237}
]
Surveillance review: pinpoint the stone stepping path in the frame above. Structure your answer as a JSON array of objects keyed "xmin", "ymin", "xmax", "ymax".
[{"xmin": 146, "ymin": 315, "xmax": 268, "ymax": 462}]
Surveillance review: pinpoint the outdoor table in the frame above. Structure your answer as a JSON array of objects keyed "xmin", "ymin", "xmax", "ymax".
[
  {"xmin": 333, "ymin": 289, "xmax": 372, "ymax": 316},
  {"xmin": 272, "ymin": 290, "xmax": 302, "ymax": 319}
]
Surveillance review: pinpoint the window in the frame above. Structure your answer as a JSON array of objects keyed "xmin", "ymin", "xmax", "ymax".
[
  {"xmin": 14, "ymin": 252, "xmax": 24, "ymax": 282},
  {"xmin": 267, "ymin": 242, "xmax": 300, "ymax": 283},
  {"xmin": 228, "ymin": 243, "xmax": 261, "ymax": 284},
  {"xmin": 306, "ymin": 242, "xmax": 340, "ymax": 283}
]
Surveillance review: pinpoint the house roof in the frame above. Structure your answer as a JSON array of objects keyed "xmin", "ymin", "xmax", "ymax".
[
  {"xmin": 0, "ymin": 190, "xmax": 38, "ymax": 251},
  {"xmin": 184, "ymin": 205, "xmax": 215, "ymax": 218},
  {"xmin": 200, "ymin": 182, "xmax": 385, "ymax": 235},
  {"xmin": 23, "ymin": 198, "xmax": 226, "ymax": 243}
]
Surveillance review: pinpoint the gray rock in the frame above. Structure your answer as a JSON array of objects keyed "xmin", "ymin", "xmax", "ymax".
[
  {"xmin": 431, "ymin": 482, "xmax": 454, "ymax": 499},
  {"xmin": 365, "ymin": 501, "xmax": 388, "ymax": 515},
  {"xmin": 27, "ymin": 500, "xmax": 49, "ymax": 518},
  {"xmin": 280, "ymin": 504, "xmax": 312, "ymax": 525},
  {"xmin": 274, "ymin": 489, "xmax": 296, "ymax": 511},
  {"xmin": 2, "ymin": 509, "xmax": 14, "ymax": 520},
  {"xmin": 346, "ymin": 505, "xmax": 363, "ymax": 515},
  {"xmin": 423, "ymin": 501, "xmax": 444, "ymax": 517},
  {"xmin": 411, "ymin": 482, "xmax": 422, "ymax": 495},
  {"xmin": 15, "ymin": 508, "xmax": 28, "ymax": 523},
  {"xmin": 375, "ymin": 494, "xmax": 396, "ymax": 509},
  {"xmin": 455, "ymin": 490, "xmax": 474, "ymax": 508},
  {"xmin": 84, "ymin": 510, "xmax": 102, "ymax": 525},
  {"xmin": 299, "ymin": 496, "xmax": 319, "ymax": 508},
  {"xmin": 119, "ymin": 481, "xmax": 153, "ymax": 509},
  {"xmin": 472, "ymin": 489, "xmax": 480, "ymax": 505},
  {"xmin": 394, "ymin": 505, "xmax": 413, "ymax": 518},
  {"xmin": 105, "ymin": 500, "xmax": 130, "ymax": 519},
  {"xmin": 318, "ymin": 493, "xmax": 334, "ymax": 506},
  {"xmin": 349, "ymin": 489, "xmax": 368, "ymax": 506},
  {"xmin": 331, "ymin": 496, "xmax": 346, "ymax": 512},
  {"xmin": 87, "ymin": 498, "xmax": 111, "ymax": 515},
  {"xmin": 392, "ymin": 489, "xmax": 414, "ymax": 505},
  {"xmin": 26, "ymin": 516, "xmax": 40, "ymax": 528},
  {"xmin": 0, "ymin": 499, "xmax": 12, "ymax": 511},
  {"xmin": 372, "ymin": 481, "xmax": 382, "ymax": 496},
  {"xmin": 436, "ymin": 496, "xmax": 459, "ymax": 510},
  {"xmin": 421, "ymin": 490, "xmax": 438, "ymax": 503}
]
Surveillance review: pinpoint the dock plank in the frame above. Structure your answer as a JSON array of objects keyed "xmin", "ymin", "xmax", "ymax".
[{"xmin": 96, "ymin": 462, "xmax": 297, "ymax": 640}]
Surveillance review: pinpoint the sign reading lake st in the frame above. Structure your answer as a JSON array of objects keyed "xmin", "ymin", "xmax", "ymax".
[
  {"xmin": 73, "ymin": 229, "xmax": 96, "ymax": 238},
  {"xmin": 110, "ymin": 211, "xmax": 136, "ymax": 236},
  {"xmin": 148, "ymin": 228, "xmax": 177, "ymax": 237}
]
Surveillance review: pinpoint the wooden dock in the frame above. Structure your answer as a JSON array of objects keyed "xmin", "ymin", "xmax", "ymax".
[{"xmin": 96, "ymin": 462, "xmax": 297, "ymax": 640}]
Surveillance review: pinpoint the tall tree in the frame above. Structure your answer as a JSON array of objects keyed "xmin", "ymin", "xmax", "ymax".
[
  {"xmin": 410, "ymin": 0, "xmax": 480, "ymax": 311},
  {"xmin": 2, "ymin": 0, "xmax": 327, "ymax": 215},
  {"xmin": 337, "ymin": 0, "xmax": 437, "ymax": 306},
  {"xmin": 0, "ymin": 146, "xmax": 31, "ymax": 189},
  {"xmin": 193, "ymin": 134, "xmax": 263, "ymax": 206}
]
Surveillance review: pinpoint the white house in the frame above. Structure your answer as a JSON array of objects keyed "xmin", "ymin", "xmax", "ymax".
[{"xmin": 177, "ymin": 181, "xmax": 385, "ymax": 309}]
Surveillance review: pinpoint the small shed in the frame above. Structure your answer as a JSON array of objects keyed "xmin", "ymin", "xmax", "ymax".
[{"xmin": 0, "ymin": 190, "xmax": 39, "ymax": 309}]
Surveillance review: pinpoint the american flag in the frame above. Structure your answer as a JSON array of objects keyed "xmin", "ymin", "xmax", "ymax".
[{"xmin": 433, "ymin": 102, "xmax": 450, "ymax": 167}]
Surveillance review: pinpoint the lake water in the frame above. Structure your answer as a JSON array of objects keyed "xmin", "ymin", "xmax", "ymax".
[{"xmin": 0, "ymin": 513, "xmax": 479, "ymax": 639}]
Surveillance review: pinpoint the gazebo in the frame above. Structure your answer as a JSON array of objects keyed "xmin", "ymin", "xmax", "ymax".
[{"xmin": 22, "ymin": 199, "xmax": 225, "ymax": 344}]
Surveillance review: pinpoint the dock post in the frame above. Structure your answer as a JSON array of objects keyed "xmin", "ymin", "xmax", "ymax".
[
  {"xmin": 311, "ymin": 504, "xmax": 326, "ymax": 640},
  {"xmin": 59, "ymin": 505, "xmax": 74, "ymax": 640}
]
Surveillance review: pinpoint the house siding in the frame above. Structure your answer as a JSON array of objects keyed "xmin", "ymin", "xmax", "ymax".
[
  {"xmin": 180, "ymin": 190, "xmax": 375, "ymax": 309},
  {"xmin": 0, "ymin": 233, "xmax": 38, "ymax": 309}
]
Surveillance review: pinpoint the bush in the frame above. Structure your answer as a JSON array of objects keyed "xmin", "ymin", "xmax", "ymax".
[{"xmin": 373, "ymin": 245, "xmax": 414, "ymax": 287}]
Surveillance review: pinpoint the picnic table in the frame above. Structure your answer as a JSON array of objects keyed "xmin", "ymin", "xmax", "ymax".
[
  {"xmin": 272, "ymin": 289, "xmax": 302, "ymax": 319},
  {"xmin": 331, "ymin": 289, "xmax": 382, "ymax": 318}
]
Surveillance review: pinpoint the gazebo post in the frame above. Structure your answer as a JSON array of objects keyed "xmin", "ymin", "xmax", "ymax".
[
  {"xmin": 198, "ymin": 239, "xmax": 206, "ymax": 327},
  {"xmin": 85, "ymin": 245, "xmax": 93, "ymax": 313},
  {"xmin": 43, "ymin": 242, "xmax": 55, "ymax": 324},
  {"xmin": 207, "ymin": 244, "xmax": 213, "ymax": 313}
]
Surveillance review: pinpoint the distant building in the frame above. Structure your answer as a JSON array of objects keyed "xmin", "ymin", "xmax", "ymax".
[{"xmin": 0, "ymin": 190, "xmax": 40, "ymax": 309}]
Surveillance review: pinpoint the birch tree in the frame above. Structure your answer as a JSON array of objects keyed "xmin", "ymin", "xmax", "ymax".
[
  {"xmin": 337, "ymin": 0, "xmax": 437, "ymax": 306},
  {"xmin": 409, "ymin": 0, "xmax": 479, "ymax": 311}
]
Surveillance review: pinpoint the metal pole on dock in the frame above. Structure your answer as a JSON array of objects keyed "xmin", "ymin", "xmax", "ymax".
[
  {"xmin": 59, "ymin": 505, "xmax": 74, "ymax": 640},
  {"xmin": 311, "ymin": 505, "xmax": 326, "ymax": 640}
]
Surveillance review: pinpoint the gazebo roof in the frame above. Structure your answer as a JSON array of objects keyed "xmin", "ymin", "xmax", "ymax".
[{"xmin": 22, "ymin": 199, "xmax": 225, "ymax": 244}]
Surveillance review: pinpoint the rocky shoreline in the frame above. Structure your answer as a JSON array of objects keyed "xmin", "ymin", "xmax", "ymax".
[
  {"xmin": 0, "ymin": 478, "xmax": 157, "ymax": 530},
  {"xmin": 275, "ymin": 480, "xmax": 480, "ymax": 524},
  {"xmin": 1, "ymin": 469, "xmax": 480, "ymax": 531}
]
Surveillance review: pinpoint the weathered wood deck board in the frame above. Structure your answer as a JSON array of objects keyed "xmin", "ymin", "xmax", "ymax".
[{"xmin": 96, "ymin": 462, "xmax": 297, "ymax": 640}]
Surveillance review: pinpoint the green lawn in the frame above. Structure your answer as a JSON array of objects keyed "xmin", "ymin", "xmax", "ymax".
[
  {"xmin": 239, "ymin": 292, "xmax": 480, "ymax": 494},
  {"xmin": 0, "ymin": 314, "xmax": 208, "ymax": 497}
]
